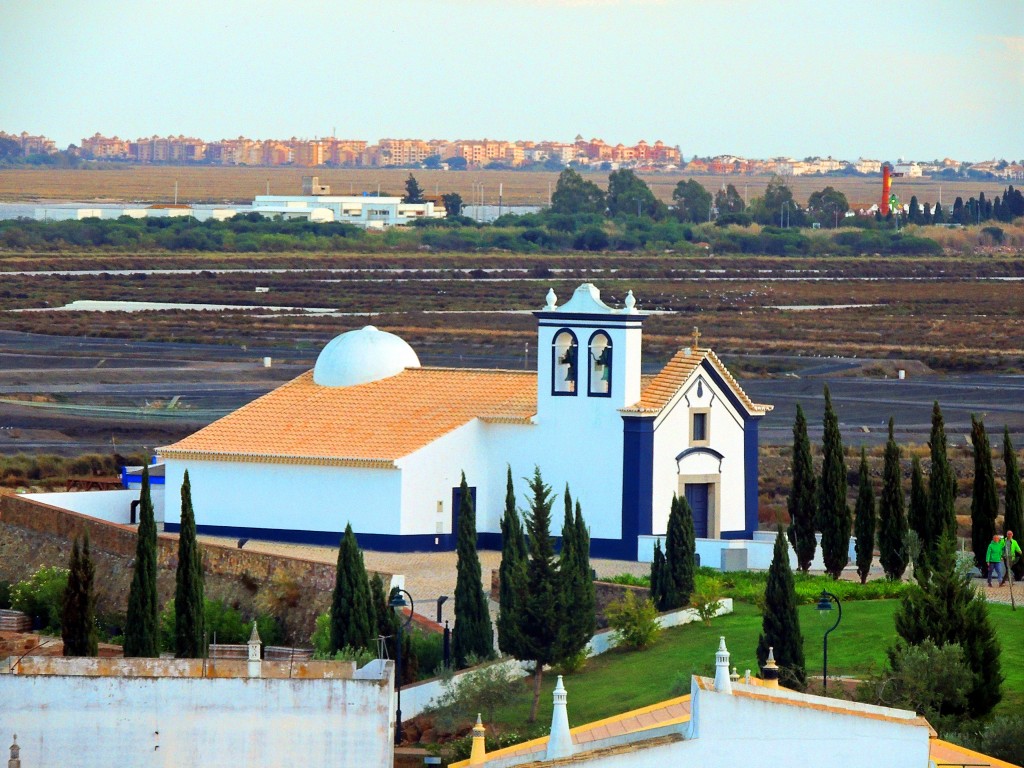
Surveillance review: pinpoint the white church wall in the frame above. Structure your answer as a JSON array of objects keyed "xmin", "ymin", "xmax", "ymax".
[
  {"xmin": 162, "ymin": 459, "xmax": 402, "ymax": 535},
  {"xmin": 488, "ymin": 411, "xmax": 625, "ymax": 543},
  {"xmin": 650, "ymin": 370, "xmax": 747, "ymax": 537},
  {"xmin": 0, "ymin": 662, "xmax": 393, "ymax": 768},
  {"xmin": 398, "ymin": 420, "xmax": 493, "ymax": 537}
]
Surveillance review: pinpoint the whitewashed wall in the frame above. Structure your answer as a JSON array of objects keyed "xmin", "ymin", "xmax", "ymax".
[
  {"xmin": 162, "ymin": 458, "xmax": 402, "ymax": 534},
  {"xmin": 0, "ymin": 668, "xmax": 393, "ymax": 768},
  {"xmin": 25, "ymin": 489, "xmax": 164, "ymax": 525},
  {"xmin": 651, "ymin": 370, "xmax": 747, "ymax": 537}
]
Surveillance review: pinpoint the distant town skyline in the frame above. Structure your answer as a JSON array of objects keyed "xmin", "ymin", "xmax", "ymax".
[{"xmin": 2, "ymin": 1, "xmax": 1022, "ymax": 160}]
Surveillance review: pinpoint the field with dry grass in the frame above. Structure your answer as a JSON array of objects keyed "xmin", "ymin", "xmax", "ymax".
[{"xmin": 0, "ymin": 166, "xmax": 1009, "ymax": 208}]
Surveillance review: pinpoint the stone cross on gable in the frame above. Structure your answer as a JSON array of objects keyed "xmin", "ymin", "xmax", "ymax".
[{"xmin": 692, "ymin": 326, "xmax": 702, "ymax": 350}]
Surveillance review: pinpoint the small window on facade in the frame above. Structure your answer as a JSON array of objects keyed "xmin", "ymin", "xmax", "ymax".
[
  {"xmin": 553, "ymin": 330, "xmax": 578, "ymax": 395},
  {"xmin": 588, "ymin": 331, "xmax": 612, "ymax": 396},
  {"xmin": 692, "ymin": 412, "xmax": 707, "ymax": 442}
]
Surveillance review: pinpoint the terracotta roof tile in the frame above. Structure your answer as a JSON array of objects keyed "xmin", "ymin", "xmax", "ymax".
[
  {"xmin": 625, "ymin": 347, "xmax": 772, "ymax": 417},
  {"xmin": 160, "ymin": 367, "xmax": 536, "ymax": 465}
]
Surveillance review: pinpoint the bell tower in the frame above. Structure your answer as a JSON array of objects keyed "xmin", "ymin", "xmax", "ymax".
[{"xmin": 535, "ymin": 283, "xmax": 645, "ymax": 422}]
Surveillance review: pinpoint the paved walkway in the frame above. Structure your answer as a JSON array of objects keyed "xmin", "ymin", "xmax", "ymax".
[{"xmin": 199, "ymin": 536, "xmax": 650, "ymax": 626}]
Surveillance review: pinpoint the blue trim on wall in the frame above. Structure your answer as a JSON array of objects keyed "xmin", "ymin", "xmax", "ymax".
[
  {"xmin": 536, "ymin": 312, "xmax": 647, "ymax": 326},
  {"xmin": 719, "ymin": 530, "xmax": 749, "ymax": 540},
  {"xmin": 743, "ymin": 418, "xmax": 760, "ymax": 538},
  {"xmin": 620, "ymin": 415, "xmax": 656, "ymax": 560}
]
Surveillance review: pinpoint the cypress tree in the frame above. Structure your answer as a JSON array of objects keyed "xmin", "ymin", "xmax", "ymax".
[
  {"xmin": 650, "ymin": 540, "xmax": 667, "ymax": 610},
  {"xmin": 932, "ymin": 200, "xmax": 944, "ymax": 224},
  {"xmin": 893, "ymin": 533, "xmax": 1002, "ymax": 717},
  {"xmin": 175, "ymin": 470, "xmax": 206, "ymax": 658},
  {"xmin": 664, "ymin": 494, "xmax": 696, "ymax": 607},
  {"xmin": 558, "ymin": 495, "xmax": 595, "ymax": 662},
  {"xmin": 62, "ymin": 533, "xmax": 97, "ymax": 657},
  {"xmin": 878, "ymin": 418, "xmax": 908, "ymax": 580},
  {"xmin": 330, "ymin": 523, "xmax": 376, "ymax": 654},
  {"xmin": 819, "ymin": 386, "xmax": 851, "ymax": 578},
  {"xmin": 497, "ymin": 466, "xmax": 527, "ymax": 658},
  {"xmin": 1003, "ymin": 427, "xmax": 1024, "ymax": 580},
  {"xmin": 521, "ymin": 467, "xmax": 558, "ymax": 723},
  {"xmin": 124, "ymin": 466, "xmax": 159, "ymax": 658},
  {"xmin": 908, "ymin": 455, "xmax": 930, "ymax": 558},
  {"xmin": 452, "ymin": 472, "xmax": 493, "ymax": 668},
  {"xmin": 927, "ymin": 402, "xmax": 957, "ymax": 561},
  {"xmin": 787, "ymin": 404, "xmax": 818, "ymax": 572},
  {"xmin": 854, "ymin": 448, "xmax": 876, "ymax": 584},
  {"xmin": 757, "ymin": 528, "xmax": 806, "ymax": 691},
  {"xmin": 970, "ymin": 416, "xmax": 998, "ymax": 572},
  {"xmin": 370, "ymin": 573, "xmax": 398, "ymax": 660}
]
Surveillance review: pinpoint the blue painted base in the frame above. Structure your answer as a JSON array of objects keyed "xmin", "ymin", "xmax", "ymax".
[{"xmin": 174, "ymin": 523, "xmax": 640, "ymax": 560}]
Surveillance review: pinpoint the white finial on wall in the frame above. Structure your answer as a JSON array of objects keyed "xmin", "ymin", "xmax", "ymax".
[
  {"xmin": 546, "ymin": 675, "xmax": 574, "ymax": 760},
  {"xmin": 714, "ymin": 636, "xmax": 733, "ymax": 694},
  {"xmin": 623, "ymin": 290, "xmax": 636, "ymax": 314},
  {"xmin": 545, "ymin": 288, "xmax": 557, "ymax": 310}
]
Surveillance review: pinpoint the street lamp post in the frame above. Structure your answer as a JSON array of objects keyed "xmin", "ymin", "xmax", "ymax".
[
  {"xmin": 816, "ymin": 590, "xmax": 842, "ymax": 695},
  {"xmin": 389, "ymin": 588, "xmax": 415, "ymax": 746}
]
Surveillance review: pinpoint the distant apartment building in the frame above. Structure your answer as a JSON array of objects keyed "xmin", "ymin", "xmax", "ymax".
[
  {"xmin": 80, "ymin": 133, "xmax": 131, "ymax": 160},
  {"xmin": 0, "ymin": 131, "xmax": 58, "ymax": 155},
  {"xmin": 854, "ymin": 158, "xmax": 882, "ymax": 174},
  {"xmin": 893, "ymin": 161, "xmax": 923, "ymax": 177}
]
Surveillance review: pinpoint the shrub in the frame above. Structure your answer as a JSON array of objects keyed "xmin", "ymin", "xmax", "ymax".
[
  {"xmin": 11, "ymin": 566, "xmax": 69, "ymax": 633},
  {"xmin": 555, "ymin": 647, "xmax": 590, "ymax": 675},
  {"xmin": 691, "ymin": 574, "xmax": 725, "ymax": 625},
  {"xmin": 426, "ymin": 660, "xmax": 528, "ymax": 729},
  {"xmin": 606, "ymin": 591, "xmax": 660, "ymax": 649},
  {"xmin": 310, "ymin": 609, "xmax": 332, "ymax": 657},
  {"xmin": 410, "ymin": 628, "xmax": 445, "ymax": 679},
  {"xmin": 0, "ymin": 580, "xmax": 11, "ymax": 610},
  {"xmin": 947, "ymin": 715, "xmax": 1024, "ymax": 766},
  {"xmin": 160, "ymin": 598, "xmax": 278, "ymax": 652}
]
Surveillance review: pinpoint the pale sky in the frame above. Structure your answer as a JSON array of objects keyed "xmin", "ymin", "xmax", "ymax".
[{"xmin": 2, "ymin": 0, "xmax": 1022, "ymax": 161}]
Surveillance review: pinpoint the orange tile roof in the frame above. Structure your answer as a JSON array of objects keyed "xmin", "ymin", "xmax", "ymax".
[
  {"xmin": 625, "ymin": 347, "xmax": 772, "ymax": 417},
  {"xmin": 159, "ymin": 367, "xmax": 536, "ymax": 466}
]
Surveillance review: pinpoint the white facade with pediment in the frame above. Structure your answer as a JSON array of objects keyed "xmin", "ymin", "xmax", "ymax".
[{"xmin": 155, "ymin": 284, "xmax": 770, "ymax": 561}]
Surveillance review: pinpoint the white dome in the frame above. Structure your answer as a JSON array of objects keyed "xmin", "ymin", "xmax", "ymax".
[{"xmin": 313, "ymin": 326, "xmax": 420, "ymax": 387}]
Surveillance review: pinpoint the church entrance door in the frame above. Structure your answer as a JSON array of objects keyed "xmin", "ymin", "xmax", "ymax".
[{"xmin": 685, "ymin": 483, "xmax": 709, "ymax": 538}]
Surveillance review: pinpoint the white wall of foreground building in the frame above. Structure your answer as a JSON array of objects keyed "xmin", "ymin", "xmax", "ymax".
[{"xmin": 0, "ymin": 657, "xmax": 394, "ymax": 768}]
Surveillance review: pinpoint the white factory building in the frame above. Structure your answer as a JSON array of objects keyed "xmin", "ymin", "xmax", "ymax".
[
  {"xmin": 157, "ymin": 284, "xmax": 771, "ymax": 561},
  {"xmin": 250, "ymin": 194, "xmax": 443, "ymax": 228}
]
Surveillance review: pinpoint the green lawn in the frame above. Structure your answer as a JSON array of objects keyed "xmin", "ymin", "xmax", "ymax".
[{"xmin": 491, "ymin": 600, "xmax": 1023, "ymax": 730}]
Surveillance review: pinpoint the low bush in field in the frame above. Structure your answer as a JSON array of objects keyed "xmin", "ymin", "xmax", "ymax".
[{"xmin": 10, "ymin": 566, "xmax": 69, "ymax": 633}]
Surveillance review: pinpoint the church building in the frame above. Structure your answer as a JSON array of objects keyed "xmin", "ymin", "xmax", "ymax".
[{"xmin": 159, "ymin": 284, "xmax": 771, "ymax": 560}]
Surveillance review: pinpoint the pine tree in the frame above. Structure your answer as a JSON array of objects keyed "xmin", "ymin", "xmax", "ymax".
[
  {"xmin": 969, "ymin": 416, "xmax": 998, "ymax": 572},
  {"xmin": 878, "ymin": 418, "xmax": 908, "ymax": 580},
  {"xmin": 1003, "ymin": 428, "xmax": 1024, "ymax": 580},
  {"xmin": 854, "ymin": 448, "xmax": 876, "ymax": 584},
  {"xmin": 787, "ymin": 404, "xmax": 818, "ymax": 572},
  {"xmin": 908, "ymin": 456, "xmax": 930, "ymax": 547},
  {"xmin": 497, "ymin": 466, "xmax": 527, "ymax": 658},
  {"xmin": 452, "ymin": 472, "xmax": 493, "ymax": 668},
  {"xmin": 175, "ymin": 470, "xmax": 206, "ymax": 658},
  {"xmin": 650, "ymin": 540, "xmax": 667, "ymax": 610},
  {"xmin": 757, "ymin": 528, "xmax": 806, "ymax": 691},
  {"xmin": 124, "ymin": 466, "xmax": 159, "ymax": 658},
  {"xmin": 819, "ymin": 386, "xmax": 850, "ymax": 578},
  {"xmin": 403, "ymin": 173, "xmax": 425, "ymax": 204},
  {"xmin": 557, "ymin": 493, "xmax": 594, "ymax": 662},
  {"xmin": 521, "ymin": 467, "xmax": 559, "ymax": 723},
  {"xmin": 61, "ymin": 533, "xmax": 97, "ymax": 657},
  {"xmin": 893, "ymin": 533, "xmax": 1002, "ymax": 717},
  {"xmin": 664, "ymin": 494, "xmax": 696, "ymax": 607},
  {"xmin": 330, "ymin": 523, "xmax": 376, "ymax": 654},
  {"xmin": 927, "ymin": 402, "xmax": 957, "ymax": 560}
]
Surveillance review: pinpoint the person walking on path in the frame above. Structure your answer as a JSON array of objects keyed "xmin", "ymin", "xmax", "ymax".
[
  {"xmin": 986, "ymin": 534, "xmax": 1005, "ymax": 587},
  {"xmin": 1000, "ymin": 530, "xmax": 1022, "ymax": 587}
]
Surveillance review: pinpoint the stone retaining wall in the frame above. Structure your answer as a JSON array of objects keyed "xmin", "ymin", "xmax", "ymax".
[{"xmin": 0, "ymin": 491, "xmax": 391, "ymax": 643}]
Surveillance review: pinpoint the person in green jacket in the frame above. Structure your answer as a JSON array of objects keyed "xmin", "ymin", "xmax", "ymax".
[
  {"xmin": 986, "ymin": 534, "xmax": 1004, "ymax": 587},
  {"xmin": 1000, "ymin": 530, "xmax": 1022, "ymax": 587}
]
